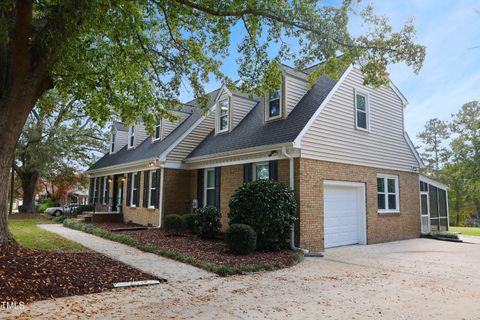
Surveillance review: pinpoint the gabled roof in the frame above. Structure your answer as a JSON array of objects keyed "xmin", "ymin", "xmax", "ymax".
[
  {"xmin": 188, "ymin": 74, "xmax": 338, "ymax": 159},
  {"xmin": 113, "ymin": 121, "xmax": 127, "ymax": 132},
  {"xmin": 88, "ymin": 107, "xmax": 202, "ymax": 171}
]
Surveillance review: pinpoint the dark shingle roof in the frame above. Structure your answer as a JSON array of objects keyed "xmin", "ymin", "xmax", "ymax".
[
  {"xmin": 88, "ymin": 107, "xmax": 203, "ymax": 171},
  {"xmin": 188, "ymin": 75, "xmax": 337, "ymax": 158}
]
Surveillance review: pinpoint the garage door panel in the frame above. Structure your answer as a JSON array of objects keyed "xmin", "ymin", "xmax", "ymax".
[{"xmin": 324, "ymin": 184, "xmax": 365, "ymax": 248}]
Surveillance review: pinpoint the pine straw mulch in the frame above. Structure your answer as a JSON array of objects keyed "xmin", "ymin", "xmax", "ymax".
[
  {"xmin": 91, "ymin": 222, "xmax": 299, "ymax": 269},
  {"xmin": 0, "ymin": 243, "xmax": 160, "ymax": 304}
]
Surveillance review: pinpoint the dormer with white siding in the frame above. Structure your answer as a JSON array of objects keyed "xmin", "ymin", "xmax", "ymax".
[{"xmin": 110, "ymin": 122, "xmax": 128, "ymax": 154}]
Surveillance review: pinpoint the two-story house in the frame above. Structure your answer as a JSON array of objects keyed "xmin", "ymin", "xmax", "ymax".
[{"xmin": 86, "ymin": 64, "xmax": 449, "ymax": 252}]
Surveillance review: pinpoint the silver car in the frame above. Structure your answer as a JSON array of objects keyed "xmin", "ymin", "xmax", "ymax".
[{"xmin": 44, "ymin": 204, "xmax": 79, "ymax": 217}]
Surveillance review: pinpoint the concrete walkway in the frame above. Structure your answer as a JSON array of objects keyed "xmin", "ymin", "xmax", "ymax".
[{"xmin": 38, "ymin": 224, "xmax": 213, "ymax": 283}]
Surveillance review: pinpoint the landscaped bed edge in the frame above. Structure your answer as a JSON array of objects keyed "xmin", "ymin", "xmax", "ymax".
[{"xmin": 63, "ymin": 219, "xmax": 303, "ymax": 276}]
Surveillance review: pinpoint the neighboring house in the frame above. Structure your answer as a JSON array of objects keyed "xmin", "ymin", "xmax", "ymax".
[{"xmin": 86, "ymin": 64, "xmax": 448, "ymax": 252}]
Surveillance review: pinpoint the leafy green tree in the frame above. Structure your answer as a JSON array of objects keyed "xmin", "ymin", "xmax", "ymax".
[
  {"xmin": 14, "ymin": 91, "xmax": 105, "ymax": 213},
  {"xmin": 450, "ymin": 101, "xmax": 480, "ymax": 219},
  {"xmin": 0, "ymin": 1, "xmax": 425, "ymax": 243},
  {"xmin": 417, "ymin": 118, "xmax": 450, "ymax": 176}
]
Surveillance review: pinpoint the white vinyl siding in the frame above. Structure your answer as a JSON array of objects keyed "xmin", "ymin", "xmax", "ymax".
[
  {"xmin": 163, "ymin": 112, "xmax": 188, "ymax": 138},
  {"xmin": 300, "ymin": 67, "xmax": 420, "ymax": 171},
  {"xmin": 231, "ymin": 95, "xmax": 257, "ymax": 130},
  {"xmin": 285, "ymin": 74, "xmax": 309, "ymax": 116},
  {"xmin": 134, "ymin": 123, "xmax": 148, "ymax": 147},
  {"xmin": 116, "ymin": 129, "xmax": 128, "ymax": 150}
]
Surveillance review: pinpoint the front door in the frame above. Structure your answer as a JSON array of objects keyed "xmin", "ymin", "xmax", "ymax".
[
  {"xmin": 420, "ymin": 192, "xmax": 430, "ymax": 233},
  {"xmin": 112, "ymin": 175, "xmax": 124, "ymax": 213}
]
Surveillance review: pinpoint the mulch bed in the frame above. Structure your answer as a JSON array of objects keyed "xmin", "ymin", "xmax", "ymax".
[
  {"xmin": 90, "ymin": 222, "xmax": 298, "ymax": 269},
  {"xmin": 0, "ymin": 244, "xmax": 159, "ymax": 303}
]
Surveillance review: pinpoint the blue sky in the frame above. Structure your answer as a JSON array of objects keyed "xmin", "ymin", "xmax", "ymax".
[{"xmin": 180, "ymin": 0, "xmax": 480, "ymax": 146}]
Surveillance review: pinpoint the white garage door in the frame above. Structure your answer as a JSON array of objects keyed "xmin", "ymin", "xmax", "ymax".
[{"xmin": 324, "ymin": 182, "xmax": 366, "ymax": 248}]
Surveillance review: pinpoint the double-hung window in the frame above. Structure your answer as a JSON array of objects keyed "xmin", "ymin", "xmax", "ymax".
[
  {"xmin": 266, "ymin": 88, "xmax": 282, "ymax": 120},
  {"xmin": 154, "ymin": 119, "xmax": 161, "ymax": 141},
  {"xmin": 218, "ymin": 98, "xmax": 229, "ymax": 133},
  {"xmin": 130, "ymin": 172, "xmax": 139, "ymax": 207},
  {"xmin": 110, "ymin": 133, "xmax": 116, "ymax": 153},
  {"xmin": 93, "ymin": 177, "xmax": 98, "ymax": 203},
  {"xmin": 128, "ymin": 125, "xmax": 135, "ymax": 148},
  {"xmin": 148, "ymin": 170, "xmax": 158, "ymax": 208},
  {"xmin": 355, "ymin": 91, "xmax": 369, "ymax": 130},
  {"xmin": 377, "ymin": 174, "xmax": 399, "ymax": 213},
  {"xmin": 103, "ymin": 178, "xmax": 108, "ymax": 205},
  {"xmin": 204, "ymin": 169, "xmax": 215, "ymax": 207},
  {"xmin": 253, "ymin": 162, "xmax": 269, "ymax": 180}
]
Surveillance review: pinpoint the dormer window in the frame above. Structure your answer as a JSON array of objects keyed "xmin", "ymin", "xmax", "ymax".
[
  {"xmin": 265, "ymin": 86, "xmax": 282, "ymax": 121},
  {"xmin": 153, "ymin": 119, "xmax": 161, "ymax": 141},
  {"xmin": 110, "ymin": 132, "xmax": 116, "ymax": 153},
  {"xmin": 217, "ymin": 98, "xmax": 230, "ymax": 133},
  {"xmin": 128, "ymin": 125, "xmax": 135, "ymax": 148}
]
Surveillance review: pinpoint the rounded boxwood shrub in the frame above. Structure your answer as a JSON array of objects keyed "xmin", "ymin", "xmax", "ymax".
[
  {"xmin": 182, "ymin": 213, "xmax": 199, "ymax": 233},
  {"xmin": 195, "ymin": 206, "xmax": 221, "ymax": 239},
  {"xmin": 225, "ymin": 224, "xmax": 257, "ymax": 255},
  {"xmin": 164, "ymin": 214, "xmax": 187, "ymax": 235},
  {"xmin": 229, "ymin": 179, "xmax": 297, "ymax": 250}
]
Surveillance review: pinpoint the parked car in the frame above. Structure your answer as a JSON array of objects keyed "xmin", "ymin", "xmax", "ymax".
[{"xmin": 44, "ymin": 204, "xmax": 80, "ymax": 217}]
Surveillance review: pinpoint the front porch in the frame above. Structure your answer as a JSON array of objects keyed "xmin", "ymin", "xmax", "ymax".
[{"xmin": 75, "ymin": 212, "xmax": 124, "ymax": 223}]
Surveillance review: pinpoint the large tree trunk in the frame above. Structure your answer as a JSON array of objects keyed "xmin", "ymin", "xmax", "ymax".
[{"xmin": 18, "ymin": 171, "xmax": 39, "ymax": 213}]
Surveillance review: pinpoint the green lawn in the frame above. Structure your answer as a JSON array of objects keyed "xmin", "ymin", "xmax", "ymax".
[
  {"xmin": 450, "ymin": 227, "xmax": 480, "ymax": 237},
  {"xmin": 9, "ymin": 218, "xmax": 84, "ymax": 250}
]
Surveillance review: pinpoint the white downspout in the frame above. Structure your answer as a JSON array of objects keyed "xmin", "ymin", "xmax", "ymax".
[{"xmin": 281, "ymin": 147, "xmax": 309, "ymax": 254}]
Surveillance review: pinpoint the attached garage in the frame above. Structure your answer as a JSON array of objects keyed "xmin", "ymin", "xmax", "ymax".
[{"xmin": 323, "ymin": 181, "xmax": 367, "ymax": 248}]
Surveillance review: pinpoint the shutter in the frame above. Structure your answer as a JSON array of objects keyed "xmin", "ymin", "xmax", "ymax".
[
  {"xmin": 269, "ymin": 160, "xmax": 278, "ymax": 181},
  {"xmin": 243, "ymin": 163, "xmax": 252, "ymax": 183},
  {"xmin": 214, "ymin": 167, "xmax": 221, "ymax": 209},
  {"xmin": 155, "ymin": 169, "xmax": 161, "ymax": 208},
  {"xmin": 126, "ymin": 173, "xmax": 132, "ymax": 206},
  {"xmin": 88, "ymin": 178, "xmax": 94, "ymax": 204},
  {"xmin": 99, "ymin": 177, "xmax": 104, "ymax": 204},
  {"xmin": 135, "ymin": 171, "xmax": 141, "ymax": 206},
  {"xmin": 197, "ymin": 169, "xmax": 204, "ymax": 208},
  {"xmin": 143, "ymin": 171, "xmax": 149, "ymax": 208},
  {"xmin": 94, "ymin": 178, "xmax": 100, "ymax": 203}
]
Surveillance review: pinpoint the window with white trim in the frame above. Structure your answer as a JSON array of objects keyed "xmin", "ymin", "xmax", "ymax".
[
  {"xmin": 153, "ymin": 119, "xmax": 161, "ymax": 140},
  {"xmin": 377, "ymin": 174, "xmax": 399, "ymax": 213},
  {"xmin": 103, "ymin": 178, "xmax": 108, "ymax": 205},
  {"xmin": 265, "ymin": 87, "xmax": 282, "ymax": 120},
  {"xmin": 128, "ymin": 125, "xmax": 135, "ymax": 148},
  {"xmin": 148, "ymin": 170, "xmax": 158, "ymax": 208},
  {"xmin": 253, "ymin": 162, "xmax": 269, "ymax": 180},
  {"xmin": 204, "ymin": 169, "xmax": 215, "ymax": 207},
  {"xmin": 355, "ymin": 91, "xmax": 369, "ymax": 130},
  {"xmin": 93, "ymin": 177, "xmax": 98, "ymax": 203},
  {"xmin": 110, "ymin": 132, "xmax": 116, "ymax": 153},
  {"xmin": 130, "ymin": 172, "xmax": 138, "ymax": 207},
  {"xmin": 217, "ymin": 98, "xmax": 230, "ymax": 133}
]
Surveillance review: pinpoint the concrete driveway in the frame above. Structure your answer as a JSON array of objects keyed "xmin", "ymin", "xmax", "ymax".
[{"xmin": 6, "ymin": 238, "xmax": 480, "ymax": 319}]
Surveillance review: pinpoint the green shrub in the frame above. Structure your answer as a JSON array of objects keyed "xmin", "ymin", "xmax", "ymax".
[
  {"xmin": 225, "ymin": 224, "xmax": 257, "ymax": 255},
  {"xmin": 52, "ymin": 215, "xmax": 67, "ymax": 223},
  {"xmin": 229, "ymin": 179, "xmax": 297, "ymax": 250},
  {"xmin": 37, "ymin": 198, "xmax": 56, "ymax": 213},
  {"xmin": 72, "ymin": 205, "xmax": 94, "ymax": 216},
  {"xmin": 430, "ymin": 231, "xmax": 459, "ymax": 239},
  {"xmin": 183, "ymin": 213, "xmax": 199, "ymax": 233},
  {"xmin": 164, "ymin": 214, "xmax": 187, "ymax": 235},
  {"xmin": 195, "ymin": 206, "xmax": 221, "ymax": 239}
]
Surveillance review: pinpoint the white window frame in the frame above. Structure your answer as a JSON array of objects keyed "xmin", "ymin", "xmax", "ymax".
[
  {"xmin": 110, "ymin": 132, "xmax": 116, "ymax": 153},
  {"xmin": 148, "ymin": 170, "xmax": 157, "ymax": 208},
  {"xmin": 377, "ymin": 174, "xmax": 400, "ymax": 213},
  {"xmin": 130, "ymin": 172, "xmax": 137, "ymax": 207},
  {"xmin": 217, "ymin": 98, "xmax": 230, "ymax": 133},
  {"xmin": 204, "ymin": 168, "xmax": 215, "ymax": 207},
  {"xmin": 354, "ymin": 89, "xmax": 370, "ymax": 131},
  {"xmin": 153, "ymin": 119, "xmax": 162, "ymax": 141},
  {"xmin": 265, "ymin": 85, "xmax": 283, "ymax": 122},
  {"xmin": 102, "ymin": 177, "xmax": 108, "ymax": 205},
  {"xmin": 252, "ymin": 162, "xmax": 270, "ymax": 181},
  {"xmin": 128, "ymin": 125, "xmax": 135, "ymax": 149}
]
